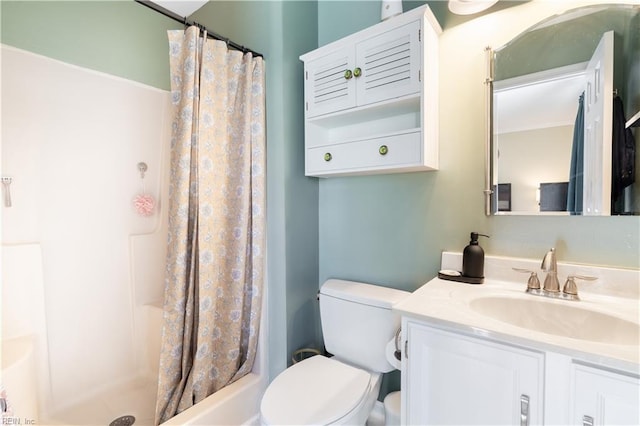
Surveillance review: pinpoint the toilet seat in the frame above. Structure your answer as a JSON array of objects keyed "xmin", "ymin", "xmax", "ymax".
[{"xmin": 260, "ymin": 355, "xmax": 372, "ymax": 425}]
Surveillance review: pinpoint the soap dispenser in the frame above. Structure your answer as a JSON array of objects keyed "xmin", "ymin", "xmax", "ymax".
[{"xmin": 462, "ymin": 232, "xmax": 489, "ymax": 279}]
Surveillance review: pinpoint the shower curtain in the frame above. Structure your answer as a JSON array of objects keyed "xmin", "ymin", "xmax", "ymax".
[
  {"xmin": 567, "ymin": 92, "xmax": 584, "ymax": 215},
  {"xmin": 155, "ymin": 26, "xmax": 266, "ymax": 424}
]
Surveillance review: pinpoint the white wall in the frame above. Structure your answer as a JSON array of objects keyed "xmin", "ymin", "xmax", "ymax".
[
  {"xmin": 1, "ymin": 45, "xmax": 170, "ymax": 409},
  {"xmin": 498, "ymin": 126, "xmax": 574, "ymax": 212}
]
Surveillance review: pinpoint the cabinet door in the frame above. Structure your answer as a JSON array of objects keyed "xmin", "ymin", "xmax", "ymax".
[
  {"xmin": 405, "ymin": 322, "xmax": 544, "ymax": 425},
  {"xmin": 304, "ymin": 49, "xmax": 357, "ymax": 118},
  {"xmin": 571, "ymin": 363, "xmax": 640, "ymax": 425},
  {"xmin": 355, "ymin": 20, "xmax": 421, "ymax": 107}
]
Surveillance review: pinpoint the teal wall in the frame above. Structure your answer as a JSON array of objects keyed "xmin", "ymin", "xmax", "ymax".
[
  {"xmin": 2, "ymin": 0, "xmax": 320, "ymax": 381},
  {"xmin": 0, "ymin": 1, "xmax": 181, "ymax": 90},
  {"xmin": 3, "ymin": 0, "xmax": 639, "ymax": 398},
  {"xmin": 317, "ymin": 0, "xmax": 640, "ymax": 299},
  {"xmin": 188, "ymin": 1, "xmax": 321, "ymax": 377}
]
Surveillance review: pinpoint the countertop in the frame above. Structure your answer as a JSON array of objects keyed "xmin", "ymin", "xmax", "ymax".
[{"xmin": 394, "ymin": 276, "xmax": 640, "ymax": 374}]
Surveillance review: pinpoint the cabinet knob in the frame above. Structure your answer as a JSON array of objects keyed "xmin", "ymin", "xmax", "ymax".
[
  {"xmin": 324, "ymin": 152, "xmax": 332, "ymax": 162},
  {"xmin": 353, "ymin": 67, "xmax": 362, "ymax": 78},
  {"xmin": 344, "ymin": 69, "xmax": 353, "ymax": 80},
  {"xmin": 379, "ymin": 145, "xmax": 389, "ymax": 155}
]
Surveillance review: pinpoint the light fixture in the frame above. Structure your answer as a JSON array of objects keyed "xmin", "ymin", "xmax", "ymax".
[
  {"xmin": 381, "ymin": 0, "xmax": 403, "ymax": 21},
  {"xmin": 448, "ymin": 0, "xmax": 498, "ymax": 15}
]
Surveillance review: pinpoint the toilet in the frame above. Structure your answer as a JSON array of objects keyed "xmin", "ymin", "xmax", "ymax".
[{"xmin": 260, "ymin": 279, "xmax": 410, "ymax": 425}]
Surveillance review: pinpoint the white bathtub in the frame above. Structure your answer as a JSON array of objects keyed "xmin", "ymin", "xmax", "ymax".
[
  {"xmin": 160, "ymin": 373, "xmax": 266, "ymax": 425},
  {"xmin": 1, "ymin": 335, "xmax": 39, "ymax": 424},
  {"xmin": 148, "ymin": 304, "xmax": 268, "ymax": 425}
]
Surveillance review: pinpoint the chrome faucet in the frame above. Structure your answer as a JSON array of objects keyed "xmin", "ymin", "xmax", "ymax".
[
  {"xmin": 541, "ymin": 248, "xmax": 560, "ymax": 293},
  {"xmin": 514, "ymin": 249, "xmax": 597, "ymax": 301}
]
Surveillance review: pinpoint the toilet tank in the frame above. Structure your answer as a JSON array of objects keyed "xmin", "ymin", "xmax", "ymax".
[{"xmin": 319, "ymin": 279, "xmax": 410, "ymax": 373}]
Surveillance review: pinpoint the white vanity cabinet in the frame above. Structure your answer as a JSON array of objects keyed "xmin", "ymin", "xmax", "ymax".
[
  {"xmin": 401, "ymin": 319, "xmax": 640, "ymax": 426},
  {"xmin": 403, "ymin": 321, "xmax": 544, "ymax": 425},
  {"xmin": 300, "ymin": 5, "xmax": 441, "ymax": 177},
  {"xmin": 571, "ymin": 363, "xmax": 640, "ymax": 425}
]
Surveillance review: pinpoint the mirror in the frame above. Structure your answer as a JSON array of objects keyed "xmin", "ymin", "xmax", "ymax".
[{"xmin": 488, "ymin": 4, "xmax": 639, "ymax": 216}]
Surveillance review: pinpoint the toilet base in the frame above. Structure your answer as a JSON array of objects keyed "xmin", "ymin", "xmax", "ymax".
[{"xmin": 383, "ymin": 391, "xmax": 401, "ymax": 426}]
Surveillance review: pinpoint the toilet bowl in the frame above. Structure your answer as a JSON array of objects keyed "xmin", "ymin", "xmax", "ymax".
[
  {"xmin": 260, "ymin": 355, "xmax": 381, "ymax": 425},
  {"xmin": 259, "ymin": 279, "xmax": 410, "ymax": 426}
]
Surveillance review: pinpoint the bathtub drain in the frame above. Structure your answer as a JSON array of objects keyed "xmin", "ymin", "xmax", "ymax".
[{"xmin": 109, "ymin": 415, "xmax": 136, "ymax": 426}]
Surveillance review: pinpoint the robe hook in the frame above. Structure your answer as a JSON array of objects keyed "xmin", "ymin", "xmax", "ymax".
[{"xmin": 137, "ymin": 162, "xmax": 148, "ymax": 179}]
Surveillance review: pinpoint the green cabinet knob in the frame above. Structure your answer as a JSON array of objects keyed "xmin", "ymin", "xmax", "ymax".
[
  {"xmin": 324, "ymin": 152, "xmax": 332, "ymax": 162},
  {"xmin": 379, "ymin": 145, "xmax": 389, "ymax": 155},
  {"xmin": 344, "ymin": 69, "xmax": 353, "ymax": 80},
  {"xmin": 353, "ymin": 67, "xmax": 362, "ymax": 78}
]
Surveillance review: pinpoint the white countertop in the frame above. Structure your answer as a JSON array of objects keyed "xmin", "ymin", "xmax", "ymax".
[{"xmin": 394, "ymin": 254, "xmax": 640, "ymax": 374}]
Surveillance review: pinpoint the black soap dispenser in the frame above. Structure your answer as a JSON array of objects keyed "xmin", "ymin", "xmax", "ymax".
[{"xmin": 462, "ymin": 232, "xmax": 489, "ymax": 282}]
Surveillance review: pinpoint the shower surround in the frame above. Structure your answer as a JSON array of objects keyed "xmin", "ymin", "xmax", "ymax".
[{"xmin": 1, "ymin": 44, "xmax": 170, "ymax": 423}]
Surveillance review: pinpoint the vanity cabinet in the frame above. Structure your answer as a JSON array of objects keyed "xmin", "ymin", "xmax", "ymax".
[
  {"xmin": 403, "ymin": 321, "xmax": 544, "ymax": 425},
  {"xmin": 300, "ymin": 5, "xmax": 441, "ymax": 177},
  {"xmin": 402, "ymin": 320, "xmax": 640, "ymax": 425},
  {"xmin": 571, "ymin": 363, "xmax": 640, "ymax": 425}
]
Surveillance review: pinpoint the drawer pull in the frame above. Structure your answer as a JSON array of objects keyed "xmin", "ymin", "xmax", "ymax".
[
  {"xmin": 582, "ymin": 415, "xmax": 594, "ymax": 426},
  {"xmin": 344, "ymin": 69, "xmax": 353, "ymax": 80},
  {"xmin": 353, "ymin": 67, "xmax": 362, "ymax": 78},
  {"xmin": 324, "ymin": 152, "xmax": 332, "ymax": 162},
  {"xmin": 379, "ymin": 145, "xmax": 389, "ymax": 155}
]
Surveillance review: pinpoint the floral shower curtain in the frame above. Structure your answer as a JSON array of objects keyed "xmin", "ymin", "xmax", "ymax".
[{"xmin": 155, "ymin": 26, "xmax": 266, "ymax": 424}]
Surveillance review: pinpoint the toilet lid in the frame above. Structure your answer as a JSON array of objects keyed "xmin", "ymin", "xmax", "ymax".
[{"xmin": 261, "ymin": 355, "xmax": 371, "ymax": 425}]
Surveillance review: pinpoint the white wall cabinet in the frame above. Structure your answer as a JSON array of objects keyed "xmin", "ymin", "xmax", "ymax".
[
  {"xmin": 300, "ymin": 5, "xmax": 441, "ymax": 177},
  {"xmin": 304, "ymin": 21, "xmax": 421, "ymax": 118},
  {"xmin": 402, "ymin": 319, "xmax": 640, "ymax": 426}
]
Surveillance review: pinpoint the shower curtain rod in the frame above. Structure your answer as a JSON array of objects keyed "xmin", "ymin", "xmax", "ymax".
[{"xmin": 135, "ymin": 0, "xmax": 264, "ymax": 58}]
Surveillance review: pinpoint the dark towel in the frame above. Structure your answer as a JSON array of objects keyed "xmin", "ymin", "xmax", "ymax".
[{"xmin": 611, "ymin": 96, "xmax": 636, "ymax": 213}]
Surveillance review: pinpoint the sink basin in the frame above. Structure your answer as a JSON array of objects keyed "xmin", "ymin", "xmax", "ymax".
[{"xmin": 470, "ymin": 296, "xmax": 639, "ymax": 345}]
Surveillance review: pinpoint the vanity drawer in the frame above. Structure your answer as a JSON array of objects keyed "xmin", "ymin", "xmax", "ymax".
[{"xmin": 306, "ymin": 131, "xmax": 422, "ymax": 177}]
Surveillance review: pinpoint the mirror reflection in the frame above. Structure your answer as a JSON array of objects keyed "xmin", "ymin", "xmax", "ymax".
[{"xmin": 490, "ymin": 4, "xmax": 639, "ymax": 216}]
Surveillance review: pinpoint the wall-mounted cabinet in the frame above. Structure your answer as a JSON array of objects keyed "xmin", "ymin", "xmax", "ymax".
[{"xmin": 300, "ymin": 5, "xmax": 441, "ymax": 177}]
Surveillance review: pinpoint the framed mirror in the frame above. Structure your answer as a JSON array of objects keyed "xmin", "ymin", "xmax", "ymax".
[{"xmin": 486, "ymin": 4, "xmax": 639, "ymax": 216}]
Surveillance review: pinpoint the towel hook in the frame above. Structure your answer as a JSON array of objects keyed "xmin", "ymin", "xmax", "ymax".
[
  {"xmin": 1, "ymin": 177, "xmax": 12, "ymax": 207},
  {"xmin": 137, "ymin": 162, "xmax": 148, "ymax": 179}
]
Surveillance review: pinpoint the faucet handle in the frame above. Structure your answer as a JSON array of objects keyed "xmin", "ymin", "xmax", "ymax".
[
  {"xmin": 563, "ymin": 275, "xmax": 597, "ymax": 297},
  {"xmin": 512, "ymin": 268, "xmax": 541, "ymax": 291}
]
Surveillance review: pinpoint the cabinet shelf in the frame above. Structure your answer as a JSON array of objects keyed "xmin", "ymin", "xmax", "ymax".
[
  {"xmin": 318, "ymin": 127, "xmax": 421, "ymax": 148},
  {"xmin": 308, "ymin": 94, "xmax": 420, "ymax": 128}
]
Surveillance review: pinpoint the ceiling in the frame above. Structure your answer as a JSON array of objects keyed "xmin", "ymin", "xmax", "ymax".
[
  {"xmin": 152, "ymin": 0, "xmax": 208, "ymax": 17},
  {"xmin": 494, "ymin": 73, "xmax": 584, "ymax": 134},
  {"xmin": 151, "ymin": 1, "xmax": 528, "ymax": 28}
]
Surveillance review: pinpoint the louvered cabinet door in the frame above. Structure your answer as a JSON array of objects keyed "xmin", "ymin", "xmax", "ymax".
[
  {"xmin": 304, "ymin": 50, "xmax": 357, "ymax": 118},
  {"xmin": 355, "ymin": 21, "xmax": 421, "ymax": 107}
]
